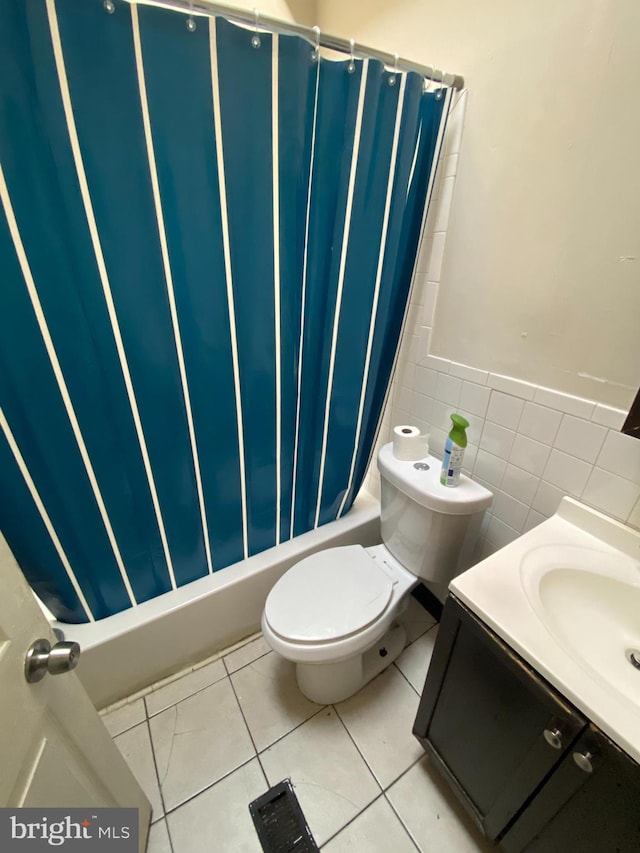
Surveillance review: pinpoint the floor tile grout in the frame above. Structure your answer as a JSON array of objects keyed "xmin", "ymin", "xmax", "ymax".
[
  {"xmin": 394, "ymin": 620, "xmax": 441, "ymax": 697},
  {"xmin": 256, "ymin": 704, "xmax": 328, "ymax": 757},
  {"xmin": 383, "ymin": 790, "xmax": 422, "ymax": 853},
  {"xmin": 160, "ymin": 754, "xmax": 258, "ymax": 818},
  {"xmin": 318, "ymin": 790, "xmax": 387, "ymax": 849},
  {"xmin": 116, "ymin": 615, "xmax": 443, "ymax": 852},
  {"xmin": 380, "ymin": 754, "xmax": 431, "ymax": 853},
  {"xmin": 225, "ymin": 667, "xmax": 272, "ymax": 790},
  {"xmin": 384, "ymin": 753, "xmax": 425, "ymax": 793},
  {"xmin": 156, "ymin": 817, "xmax": 175, "ymax": 853},
  {"xmin": 145, "ymin": 670, "xmax": 229, "ymax": 720},
  {"xmin": 143, "ymin": 700, "xmax": 173, "ymax": 840},
  {"xmin": 100, "ymin": 630, "xmax": 262, "ymax": 716},
  {"xmin": 103, "ymin": 715, "xmax": 148, "ymax": 740},
  {"xmin": 223, "ymin": 645, "xmax": 272, "ymax": 677},
  {"xmin": 145, "ymin": 648, "xmax": 274, "ymax": 721},
  {"xmin": 332, "ymin": 701, "xmax": 386, "ymax": 794},
  {"xmin": 393, "ymin": 661, "xmax": 421, "ymax": 697},
  {"xmin": 227, "ymin": 674, "xmax": 260, "ymax": 755},
  {"xmin": 143, "ymin": 703, "xmax": 170, "ymax": 828},
  {"xmin": 142, "ymin": 628, "xmax": 433, "ymax": 727},
  {"xmin": 158, "ymin": 750, "xmax": 428, "ymax": 850},
  {"xmin": 110, "ymin": 620, "xmax": 435, "ymax": 731}
]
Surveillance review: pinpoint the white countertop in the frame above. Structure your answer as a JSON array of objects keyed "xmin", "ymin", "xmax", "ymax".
[{"xmin": 450, "ymin": 498, "xmax": 640, "ymax": 765}]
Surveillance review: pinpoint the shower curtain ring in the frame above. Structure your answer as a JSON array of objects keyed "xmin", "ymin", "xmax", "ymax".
[
  {"xmin": 251, "ymin": 8, "xmax": 261, "ymax": 48},
  {"xmin": 103, "ymin": 0, "xmax": 115, "ymax": 13},
  {"xmin": 389, "ymin": 53, "xmax": 399, "ymax": 86},
  {"xmin": 186, "ymin": 0, "xmax": 196, "ymax": 31},
  {"xmin": 311, "ymin": 26, "xmax": 320, "ymax": 62},
  {"xmin": 435, "ymin": 68, "xmax": 445, "ymax": 99},
  {"xmin": 348, "ymin": 38, "xmax": 356, "ymax": 73}
]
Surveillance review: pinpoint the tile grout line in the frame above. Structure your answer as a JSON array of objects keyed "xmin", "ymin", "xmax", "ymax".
[
  {"xmin": 318, "ymin": 791, "xmax": 387, "ymax": 849},
  {"xmin": 149, "ymin": 682, "xmax": 328, "ymax": 824},
  {"xmin": 256, "ymin": 704, "xmax": 328, "ymax": 758},
  {"xmin": 224, "ymin": 668, "xmax": 337, "ymax": 802},
  {"xmin": 157, "ymin": 818, "xmax": 175, "ymax": 853},
  {"xmin": 116, "ymin": 630, "xmax": 438, "ymax": 848},
  {"xmin": 319, "ymin": 749, "xmax": 426, "ymax": 849},
  {"xmin": 223, "ymin": 645, "xmax": 272, "ymax": 678},
  {"xmin": 102, "ymin": 706, "xmax": 147, "ymax": 739},
  {"xmin": 331, "ymin": 702, "xmax": 386, "ymax": 796},
  {"xmin": 118, "ymin": 625, "xmax": 432, "ymax": 729},
  {"xmin": 100, "ymin": 630, "xmax": 263, "ymax": 715},
  {"xmin": 160, "ymin": 750, "xmax": 263, "ymax": 819},
  {"xmin": 392, "ymin": 660, "xmax": 422, "ymax": 697},
  {"xmin": 145, "ymin": 668, "xmax": 232, "ymax": 720},
  {"xmin": 382, "ymin": 753, "xmax": 433, "ymax": 852},
  {"xmin": 226, "ymin": 668, "xmax": 268, "ymax": 784},
  {"xmin": 143, "ymin": 701, "xmax": 171, "ymax": 827},
  {"xmin": 382, "ymin": 789, "xmax": 422, "ymax": 853},
  {"xmin": 146, "ymin": 646, "xmax": 272, "ymax": 721}
]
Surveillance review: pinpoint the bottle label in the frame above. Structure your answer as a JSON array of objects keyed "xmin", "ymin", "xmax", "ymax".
[{"xmin": 441, "ymin": 439, "xmax": 465, "ymax": 486}]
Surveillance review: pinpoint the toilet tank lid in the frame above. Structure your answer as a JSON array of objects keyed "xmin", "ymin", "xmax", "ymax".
[
  {"xmin": 377, "ymin": 443, "xmax": 493, "ymax": 515},
  {"xmin": 264, "ymin": 545, "xmax": 394, "ymax": 643}
]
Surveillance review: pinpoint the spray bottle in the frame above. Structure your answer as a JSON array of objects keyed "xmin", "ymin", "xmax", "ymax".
[{"xmin": 440, "ymin": 414, "xmax": 469, "ymax": 487}]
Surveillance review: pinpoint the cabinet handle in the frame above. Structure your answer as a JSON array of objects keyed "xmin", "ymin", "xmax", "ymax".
[
  {"xmin": 573, "ymin": 751, "xmax": 594, "ymax": 774},
  {"xmin": 543, "ymin": 727, "xmax": 563, "ymax": 750}
]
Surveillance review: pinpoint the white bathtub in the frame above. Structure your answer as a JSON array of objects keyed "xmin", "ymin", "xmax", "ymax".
[{"xmin": 53, "ymin": 493, "xmax": 380, "ymax": 708}]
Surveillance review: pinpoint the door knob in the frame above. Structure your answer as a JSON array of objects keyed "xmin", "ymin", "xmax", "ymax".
[
  {"xmin": 543, "ymin": 727, "xmax": 563, "ymax": 750},
  {"xmin": 25, "ymin": 638, "xmax": 81, "ymax": 683},
  {"xmin": 573, "ymin": 750, "xmax": 594, "ymax": 774}
]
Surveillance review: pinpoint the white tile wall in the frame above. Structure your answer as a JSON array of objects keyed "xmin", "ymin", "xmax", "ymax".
[
  {"xmin": 509, "ymin": 434, "xmax": 551, "ymax": 477},
  {"xmin": 518, "ymin": 402, "xmax": 562, "ymax": 445},
  {"xmin": 486, "ymin": 392, "xmax": 524, "ymax": 431},
  {"xmin": 459, "ymin": 381, "xmax": 490, "ymax": 417},
  {"xmin": 382, "ymin": 351, "xmax": 637, "ymax": 556},
  {"xmin": 366, "ymin": 88, "xmax": 638, "ymax": 559}
]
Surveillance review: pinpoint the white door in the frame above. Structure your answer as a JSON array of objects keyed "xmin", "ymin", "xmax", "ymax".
[{"xmin": 0, "ymin": 533, "xmax": 151, "ymax": 852}]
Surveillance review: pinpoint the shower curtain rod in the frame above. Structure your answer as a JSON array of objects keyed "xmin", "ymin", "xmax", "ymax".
[{"xmin": 128, "ymin": 0, "xmax": 465, "ymax": 90}]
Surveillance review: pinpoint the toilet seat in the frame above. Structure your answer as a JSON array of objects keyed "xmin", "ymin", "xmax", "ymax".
[{"xmin": 264, "ymin": 545, "xmax": 395, "ymax": 644}]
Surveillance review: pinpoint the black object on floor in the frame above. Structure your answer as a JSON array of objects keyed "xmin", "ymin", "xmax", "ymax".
[
  {"xmin": 249, "ymin": 778, "xmax": 319, "ymax": 853},
  {"xmin": 411, "ymin": 582, "xmax": 443, "ymax": 621}
]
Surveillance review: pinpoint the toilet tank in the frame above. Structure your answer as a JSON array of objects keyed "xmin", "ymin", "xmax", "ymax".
[{"xmin": 377, "ymin": 443, "xmax": 493, "ymax": 584}]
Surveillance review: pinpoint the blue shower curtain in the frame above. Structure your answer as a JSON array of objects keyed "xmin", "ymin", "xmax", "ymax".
[{"xmin": 0, "ymin": 0, "xmax": 450, "ymax": 622}]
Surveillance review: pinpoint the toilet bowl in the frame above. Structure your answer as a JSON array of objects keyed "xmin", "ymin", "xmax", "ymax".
[
  {"xmin": 262, "ymin": 443, "xmax": 493, "ymax": 704},
  {"xmin": 261, "ymin": 543, "xmax": 417, "ymax": 703}
]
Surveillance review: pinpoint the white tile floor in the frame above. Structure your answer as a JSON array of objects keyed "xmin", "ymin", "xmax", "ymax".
[{"xmin": 102, "ymin": 597, "xmax": 491, "ymax": 852}]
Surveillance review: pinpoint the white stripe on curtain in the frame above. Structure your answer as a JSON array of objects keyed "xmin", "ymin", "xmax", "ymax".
[
  {"xmin": 0, "ymin": 161, "xmax": 135, "ymax": 607},
  {"xmin": 337, "ymin": 73, "xmax": 408, "ymax": 518},
  {"xmin": 272, "ymin": 34, "xmax": 282, "ymax": 545},
  {"xmin": 209, "ymin": 16, "xmax": 249, "ymax": 559},
  {"xmin": 131, "ymin": 5, "xmax": 214, "ymax": 575},
  {"xmin": 0, "ymin": 409, "xmax": 95, "ymax": 622},
  {"xmin": 354, "ymin": 85, "xmax": 455, "ymax": 501},
  {"xmin": 289, "ymin": 53, "xmax": 321, "ymax": 540},
  {"xmin": 46, "ymin": 0, "xmax": 177, "ymax": 590},
  {"xmin": 314, "ymin": 59, "xmax": 370, "ymax": 528}
]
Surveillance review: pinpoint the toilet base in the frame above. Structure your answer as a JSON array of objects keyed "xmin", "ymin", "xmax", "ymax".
[{"xmin": 295, "ymin": 623, "xmax": 407, "ymax": 704}]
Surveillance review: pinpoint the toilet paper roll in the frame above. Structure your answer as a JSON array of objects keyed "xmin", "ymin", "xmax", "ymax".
[{"xmin": 392, "ymin": 425, "xmax": 429, "ymax": 461}]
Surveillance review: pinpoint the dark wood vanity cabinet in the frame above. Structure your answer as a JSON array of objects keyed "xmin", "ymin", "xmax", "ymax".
[{"xmin": 413, "ymin": 595, "xmax": 640, "ymax": 852}]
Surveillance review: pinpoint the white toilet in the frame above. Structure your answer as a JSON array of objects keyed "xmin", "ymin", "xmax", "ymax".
[{"xmin": 262, "ymin": 442, "xmax": 492, "ymax": 704}]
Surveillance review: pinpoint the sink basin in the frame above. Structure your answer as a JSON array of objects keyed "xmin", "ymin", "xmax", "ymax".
[
  {"xmin": 520, "ymin": 545, "xmax": 640, "ymax": 705},
  {"xmin": 451, "ymin": 498, "xmax": 640, "ymax": 763}
]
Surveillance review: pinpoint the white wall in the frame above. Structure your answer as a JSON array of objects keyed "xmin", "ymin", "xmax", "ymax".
[
  {"xmin": 318, "ymin": 0, "xmax": 640, "ymax": 409},
  {"xmin": 223, "ymin": 0, "xmax": 317, "ymax": 26},
  {"xmin": 317, "ymin": 0, "xmax": 640, "ymax": 551}
]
